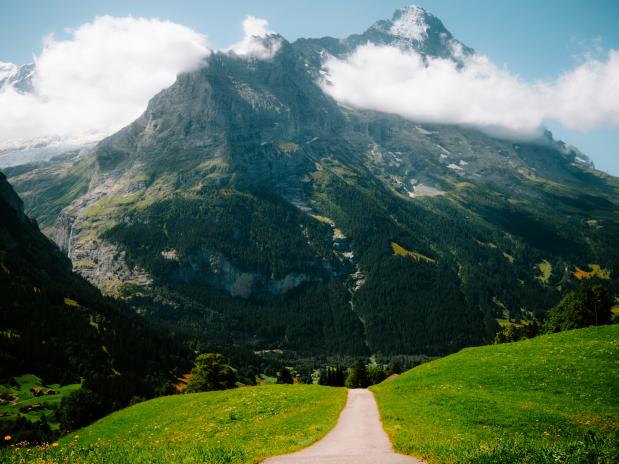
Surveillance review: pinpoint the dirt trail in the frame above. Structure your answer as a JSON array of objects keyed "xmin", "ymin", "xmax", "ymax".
[{"xmin": 263, "ymin": 389, "xmax": 424, "ymax": 464}]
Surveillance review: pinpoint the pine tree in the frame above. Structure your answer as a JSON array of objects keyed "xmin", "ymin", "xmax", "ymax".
[{"xmin": 345, "ymin": 360, "xmax": 370, "ymax": 388}]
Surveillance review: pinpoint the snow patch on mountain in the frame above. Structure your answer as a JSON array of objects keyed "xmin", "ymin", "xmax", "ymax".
[
  {"xmin": 0, "ymin": 62, "xmax": 18, "ymax": 82},
  {"xmin": 389, "ymin": 5, "xmax": 430, "ymax": 41},
  {"xmin": 0, "ymin": 62, "xmax": 34, "ymax": 93},
  {"xmin": 0, "ymin": 136, "xmax": 99, "ymax": 168}
]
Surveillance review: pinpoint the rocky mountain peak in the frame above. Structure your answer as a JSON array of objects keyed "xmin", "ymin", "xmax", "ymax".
[
  {"xmin": 385, "ymin": 5, "xmax": 432, "ymax": 41},
  {"xmin": 367, "ymin": 4, "xmax": 443, "ymax": 43},
  {"xmin": 226, "ymin": 32, "xmax": 284, "ymax": 61},
  {"xmin": 342, "ymin": 4, "xmax": 473, "ymax": 60}
]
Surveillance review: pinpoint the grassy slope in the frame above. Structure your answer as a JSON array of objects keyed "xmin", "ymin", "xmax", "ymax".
[
  {"xmin": 372, "ymin": 325, "xmax": 619, "ymax": 463},
  {"xmin": 3, "ymin": 384, "xmax": 345, "ymax": 463}
]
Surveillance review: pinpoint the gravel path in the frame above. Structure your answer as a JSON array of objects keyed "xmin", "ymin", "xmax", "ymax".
[{"xmin": 263, "ymin": 389, "xmax": 424, "ymax": 464}]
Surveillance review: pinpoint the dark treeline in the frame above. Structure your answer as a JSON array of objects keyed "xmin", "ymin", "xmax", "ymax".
[{"xmin": 493, "ymin": 284, "xmax": 615, "ymax": 344}]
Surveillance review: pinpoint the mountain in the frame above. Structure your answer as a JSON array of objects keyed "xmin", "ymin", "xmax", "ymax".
[
  {"xmin": 0, "ymin": 172, "xmax": 189, "ymax": 405},
  {"xmin": 6, "ymin": 5, "xmax": 619, "ymax": 358},
  {"xmin": 295, "ymin": 5, "xmax": 472, "ymax": 69},
  {"xmin": 0, "ymin": 62, "xmax": 34, "ymax": 93}
]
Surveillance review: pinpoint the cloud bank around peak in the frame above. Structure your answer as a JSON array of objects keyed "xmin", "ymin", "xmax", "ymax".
[
  {"xmin": 320, "ymin": 44, "xmax": 619, "ymax": 139},
  {"xmin": 226, "ymin": 16, "xmax": 281, "ymax": 60},
  {"xmin": 0, "ymin": 16, "xmax": 210, "ymax": 149}
]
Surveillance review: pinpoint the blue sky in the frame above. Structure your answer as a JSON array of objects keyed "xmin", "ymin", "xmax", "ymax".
[{"xmin": 1, "ymin": 0, "xmax": 618, "ymax": 174}]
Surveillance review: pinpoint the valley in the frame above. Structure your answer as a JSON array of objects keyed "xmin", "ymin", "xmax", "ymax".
[
  {"xmin": 2, "ymin": 325, "xmax": 616, "ymax": 463},
  {"xmin": 1, "ymin": 3, "xmax": 618, "ymax": 463}
]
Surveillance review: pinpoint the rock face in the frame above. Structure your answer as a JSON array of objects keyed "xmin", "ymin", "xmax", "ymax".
[
  {"xmin": 70, "ymin": 239, "xmax": 152, "ymax": 294},
  {"xmin": 7, "ymin": 5, "xmax": 619, "ymax": 356},
  {"xmin": 51, "ymin": 212, "xmax": 74, "ymax": 254},
  {"xmin": 0, "ymin": 172, "xmax": 25, "ymax": 224},
  {"xmin": 293, "ymin": 4, "xmax": 472, "ymax": 77},
  {"xmin": 0, "ymin": 172, "xmax": 187, "ymax": 396},
  {"xmin": 91, "ymin": 39, "xmax": 345, "ymax": 185},
  {"xmin": 172, "ymin": 247, "xmax": 313, "ymax": 299},
  {"xmin": 47, "ymin": 171, "xmax": 154, "ymax": 294}
]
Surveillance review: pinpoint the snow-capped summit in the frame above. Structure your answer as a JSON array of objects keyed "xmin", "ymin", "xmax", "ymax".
[
  {"xmin": 389, "ymin": 5, "xmax": 431, "ymax": 41},
  {"xmin": 369, "ymin": 4, "xmax": 434, "ymax": 43},
  {"xmin": 349, "ymin": 4, "xmax": 473, "ymax": 60}
]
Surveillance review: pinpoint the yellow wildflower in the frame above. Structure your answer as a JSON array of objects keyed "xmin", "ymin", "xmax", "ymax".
[
  {"xmin": 52, "ymin": 442, "xmax": 59, "ymax": 447},
  {"xmin": 3, "ymin": 435, "xmax": 11, "ymax": 441}
]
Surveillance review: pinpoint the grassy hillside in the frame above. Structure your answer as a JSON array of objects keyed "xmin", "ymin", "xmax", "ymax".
[
  {"xmin": 0, "ymin": 375, "xmax": 80, "ymax": 430},
  {"xmin": 2, "ymin": 384, "xmax": 345, "ymax": 463},
  {"xmin": 372, "ymin": 325, "xmax": 619, "ymax": 463}
]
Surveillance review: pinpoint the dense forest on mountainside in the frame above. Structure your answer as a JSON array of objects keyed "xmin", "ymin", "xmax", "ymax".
[{"xmin": 5, "ymin": 5, "xmax": 619, "ymax": 360}]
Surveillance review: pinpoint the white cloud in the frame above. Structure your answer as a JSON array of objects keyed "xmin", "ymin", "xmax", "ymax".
[
  {"xmin": 0, "ymin": 16, "xmax": 210, "ymax": 150},
  {"xmin": 548, "ymin": 51, "xmax": 619, "ymax": 130},
  {"xmin": 226, "ymin": 16, "xmax": 281, "ymax": 60},
  {"xmin": 320, "ymin": 43, "xmax": 619, "ymax": 139}
]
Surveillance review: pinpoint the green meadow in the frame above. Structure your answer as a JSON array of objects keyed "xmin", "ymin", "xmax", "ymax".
[
  {"xmin": 2, "ymin": 384, "xmax": 345, "ymax": 464},
  {"xmin": 372, "ymin": 325, "xmax": 619, "ymax": 463}
]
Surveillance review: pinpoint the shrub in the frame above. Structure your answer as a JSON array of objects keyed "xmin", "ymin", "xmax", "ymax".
[
  {"xmin": 276, "ymin": 367, "xmax": 294, "ymax": 384},
  {"xmin": 345, "ymin": 360, "xmax": 369, "ymax": 389},
  {"xmin": 367, "ymin": 365, "xmax": 388, "ymax": 385},
  {"xmin": 494, "ymin": 322, "xmax": 539, "ymax": 344},
  {"xmin": 56, "ymin": 388, "xmax": 103, "ymax": 432},
  {"xmin": 186, "ymin": 353, "xmax": 237, "ymax": 393},
  {"xmin": 544, "ymin": 285, "xmax": 612, "ymax": 333}
]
